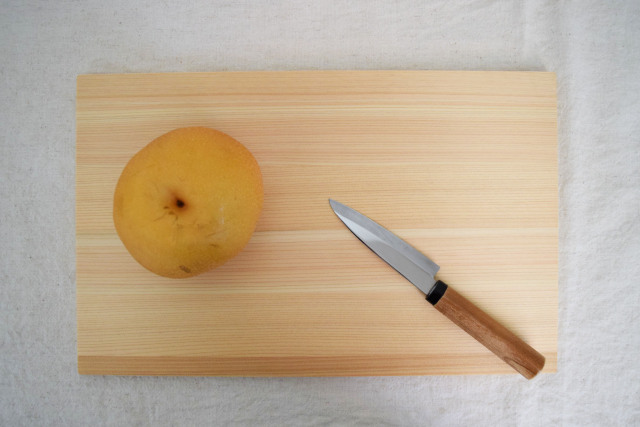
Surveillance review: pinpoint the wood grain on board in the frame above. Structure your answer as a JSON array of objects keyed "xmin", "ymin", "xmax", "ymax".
[{"xmin": 76, "ymin": 71, "xmax": 557, "ymax": 376}]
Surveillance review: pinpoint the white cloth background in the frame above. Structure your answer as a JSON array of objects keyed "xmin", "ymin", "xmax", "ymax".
[{"xmin": 1, "ymin": 1, "xmax": 639, "ymax": 425}]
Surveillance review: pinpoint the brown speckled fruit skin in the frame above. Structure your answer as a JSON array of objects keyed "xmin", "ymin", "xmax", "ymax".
[{"xmin": 113, "ymin": 127, "xmax": 263, "ymax": 278}]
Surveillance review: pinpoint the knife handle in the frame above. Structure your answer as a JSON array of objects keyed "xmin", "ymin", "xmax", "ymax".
[{"xmin": 427, "ymin": 281, "xmax": 545, "ymax": 379}]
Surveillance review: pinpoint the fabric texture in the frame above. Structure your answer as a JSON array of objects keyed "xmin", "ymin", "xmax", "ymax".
[{"xmin": 1, "ymin": 1, "xmax": 639, "ymax": 425}]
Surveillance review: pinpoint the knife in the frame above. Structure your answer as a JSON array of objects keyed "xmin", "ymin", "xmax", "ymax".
[{"xmin": 329, "ymin": 199, "xmax": 545, "ymax": 379}]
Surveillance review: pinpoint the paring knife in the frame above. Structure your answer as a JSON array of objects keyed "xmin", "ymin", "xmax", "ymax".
[{"xmin": 329, "ymin": 199, "xmax": 545, "ymax": 379}]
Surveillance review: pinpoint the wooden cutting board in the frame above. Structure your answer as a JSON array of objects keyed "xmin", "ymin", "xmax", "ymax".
[{"xmin": 76, "ymin": 70, "xmax": 558, "ymax": 376}]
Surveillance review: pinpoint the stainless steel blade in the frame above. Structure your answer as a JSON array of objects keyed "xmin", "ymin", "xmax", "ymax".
[{"xmin": 329, "ymin": 199, "xmax": 440, "ymax": 295}]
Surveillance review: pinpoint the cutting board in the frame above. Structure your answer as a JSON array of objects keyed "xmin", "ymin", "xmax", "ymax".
[{"xmin": 76, "ymin": 70, "xmax": 558, "ymax": 376}]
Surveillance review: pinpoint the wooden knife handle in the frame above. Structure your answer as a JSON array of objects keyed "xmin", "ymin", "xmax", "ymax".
[{"xmin": 426, "ymin": 281, "xmax": 545, "ymax": 379}]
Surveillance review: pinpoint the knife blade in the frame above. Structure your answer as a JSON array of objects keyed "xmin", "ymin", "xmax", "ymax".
[{"xmin": 329, "ymin": 199, "xmax": 545, "ymax": 379}]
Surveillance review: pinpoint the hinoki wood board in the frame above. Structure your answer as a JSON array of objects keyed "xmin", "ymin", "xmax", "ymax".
[{"xmin": 76, "ymin": 71, "xmax": 558, "ymax": 376}]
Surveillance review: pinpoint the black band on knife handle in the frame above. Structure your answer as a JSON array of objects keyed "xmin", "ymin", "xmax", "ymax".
[
  {"xmin": 426, "ymin": 281, "xmax": 546, "ymax": 378},
  {"xmin": 426, "ymin": 280, "xmax": 448, "ymax": 305}
]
